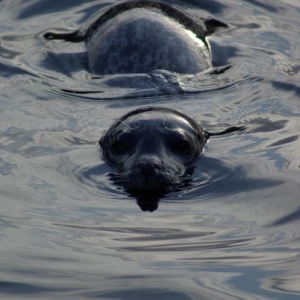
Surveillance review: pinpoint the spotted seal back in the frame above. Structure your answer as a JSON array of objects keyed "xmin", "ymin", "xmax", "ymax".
[
  {"xmin": 44, "ymin": 1, "xmax": 228, "ymax": 75},
  {"xmin": 87, "ymin": 5, "xmax": 211, "ymax": 74}
]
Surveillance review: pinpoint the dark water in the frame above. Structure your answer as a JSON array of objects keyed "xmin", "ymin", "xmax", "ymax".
[{"xmin": 1, "ymin": 0, "xmax": 300, "ymax": 299}]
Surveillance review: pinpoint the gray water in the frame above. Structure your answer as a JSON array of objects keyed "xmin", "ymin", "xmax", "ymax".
[{"xmin": 1, "ymin": 0, "xmax": 300, "ymax": 299}]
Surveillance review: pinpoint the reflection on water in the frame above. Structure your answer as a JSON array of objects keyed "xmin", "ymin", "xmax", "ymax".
[{"xmin": 1, "ymin": 0, "xmax": 300, "ymax": 299}]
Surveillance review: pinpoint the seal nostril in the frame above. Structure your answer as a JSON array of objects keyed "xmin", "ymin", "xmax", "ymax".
[{"xmin": 138, "ymin": 163, "xmax": 158, "ymax": 173}]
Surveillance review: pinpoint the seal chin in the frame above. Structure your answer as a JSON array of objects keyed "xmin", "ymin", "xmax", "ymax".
[
  {"xmin": 126, "ymin": 170, "xmax": 178, "ymax": 192},
  {"xmin": 110, "ymin": 165, "xmax": 193, "ymax": 192},
  {"xmin": 123, "ymin": 156, "xmax": 178, "ymax": 191}
]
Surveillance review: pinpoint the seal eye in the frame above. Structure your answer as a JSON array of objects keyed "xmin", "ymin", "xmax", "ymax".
[
  {"xmin": 111, "ymin": 141, "xmax": 128, "ymax": 155},
  {"xmin": 173, "ymin": 141, "xmax": 192, "ymax": 155}
]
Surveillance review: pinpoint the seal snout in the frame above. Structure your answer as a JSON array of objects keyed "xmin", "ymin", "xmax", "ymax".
[
  {"xmin": 125, "ymin": 155, "xmax": 172, "ymax": 191},
  {"xmin": 136, "ymin": 156, "xmax": 163, "ymax": 176}
]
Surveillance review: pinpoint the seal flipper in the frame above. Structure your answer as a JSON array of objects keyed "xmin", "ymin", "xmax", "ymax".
[
  {"xmin": 203, "ymin": 18, "xmax": 228, "ymax": 35},
  {"xmin": 205, "ymin": 126, "xmax": 246, "ymax": 139},
  {"xmin": 44, "ymin": 30, "xmax": 84, "ymax": 42}
]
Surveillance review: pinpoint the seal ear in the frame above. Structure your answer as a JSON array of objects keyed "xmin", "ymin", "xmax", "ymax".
[
  {"xmin": 99, "ymin": 136, "xmax": 104, "ymax": 149},
  {"xmin": 204, "ymin": 130, "xmax": 210, "ymax": 141},
  {"xmin": 99, "ymin": 133, "xmax": 108, "ymax": 152}
]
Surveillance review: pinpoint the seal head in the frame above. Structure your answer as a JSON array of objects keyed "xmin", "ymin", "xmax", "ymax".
[{"xmin": 100, "ymin": 107, "xmax": 208, "ymax": 192}]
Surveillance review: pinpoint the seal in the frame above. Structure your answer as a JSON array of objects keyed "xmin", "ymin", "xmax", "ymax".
[
  {"xmin": 44, "ymin": 1, "xmax": 227, "ymax": 75},
  {"xmin": 100, "ymin": 106, "xmax": 244, "ymax": 194},
  {"xmin": 99, "ymin": 107, "xmax": 208, "ymax": 192}
]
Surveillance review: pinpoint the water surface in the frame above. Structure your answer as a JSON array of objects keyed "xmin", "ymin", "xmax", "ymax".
[{"xmin": 1, "ymin": 0, "xmax": 300, "ymax": 299}]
